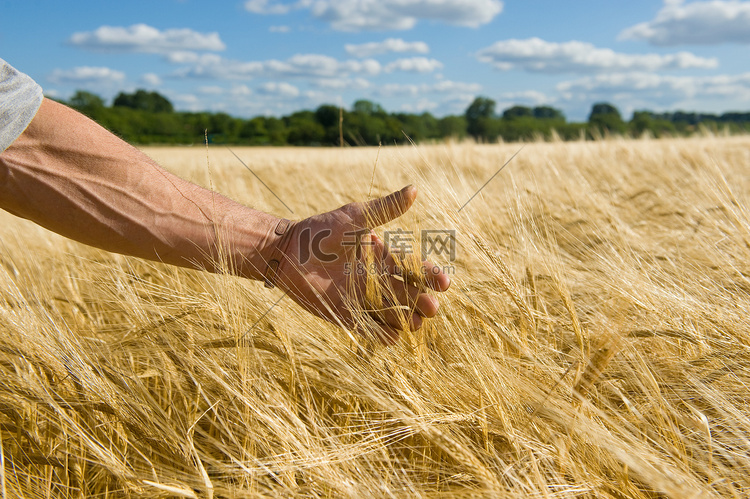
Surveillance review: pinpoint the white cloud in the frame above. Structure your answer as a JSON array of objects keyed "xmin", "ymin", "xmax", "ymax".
[
  {"xmin": 303, "ymin": 90, "xmax": 328, "ymax": 100},
  {"xmin": 345, "ymin": 38, "xmax": 429, "ymax": 57},
  {"xmin": 173, "ymin": 53, "xmax": 381, "ymax": 79},
  {"xmin": 173, "ymin": 93, "xmax": 200, "ymax": 104},
  {"xmin": 476, "ymin": 37, "xmax": 718, "ymax": 73},
  {"xmin": 230, "ymin": 85, "xmax": 254, "ymax": 96},
  {"xmin": 310, "ymin": 0, "xmax": 503, "ymax": 31},
  {"xmin": 244, "ymin": 0, "xmax": 293, "ymax": 14},
  {"xmin": 198, "ymin": 85, "xmax": 224, "ymax": 94},
  {"xmin": 268, "ymin": 54, "xmax": 381, "ymax": 77},
  {"xmin": 49, "ymin": 66, "xmax": 126, "ymax": 83},
  {"xmin": 164, "ymin": 51, "xmax": 196, "ymax": 64},
  {"xmin": 400, "ymin": 99, "xmax": 439, "ymax": 113},
  {"xmin": 258, "ymin": 82, "xmax": 300, "ymax": 97},
  {"xmin": 375, "ymin": 83, "xmax": 420, "ymax": 97},
  {"xmin": 432, "ymin": 80, "xmax": 483, "ymax": 93},
  {"xmin": 242, "ymin": 0, "xmax": 502, "ymax": 31},
  {"xmin": 171, "ymin": 56, "xmax": 264, "ymax": 79},
  {"xmin": 164, "ymin": 51, "xmax": 226, "ymax": 66},
  {"xmin": 493, "ymin": 91, "xmax": 557, "ymax": 115},
  {"xmin": 556, "ymin": 72, "xmax": 750, "ymax": 103},
  {"xmin": 141, "ymin": 73, "xmax": 162, "ymax": 86},
  {"xmin": 69, "ymin": 24, "xmax": 225, "ymax": 54},
  {"xmin": 620, "ymin": 0, "xmax": 750, "ymax": 46},
  {"xmin": 384, "ymin": 57, "xmax": 443, "ymax": 73},
  {"xmin": 499, "ymin": 90, "xmax": 554, "ymax": 105},
  {"xmin": 313, "ymin": 77, "xmax": 371, "ymax": 90},
  {"xmin": 439, "ymin": 94, "xmax": 478, "ymax": 114},
  {"xmin": 373, "ymin": 80, "xmax": 482, "ymax": 97},
  {"xmin": 269, "ymin": 25, "xmax": 291, "ymax": 33},
  {"xmin": 444, "ymin": 82, "xmax": 481, "ymax": 95},
  {"xmin": 168, "ymin": 92, "xmax": 203, "ymax": 111},
  {"xmin": 164, "ymin": 51, "xmax": 213, "ymax": 64}
]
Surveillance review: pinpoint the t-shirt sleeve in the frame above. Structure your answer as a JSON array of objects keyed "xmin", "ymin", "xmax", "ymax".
[{"xmin": 0, "ymin": 58, "xmax": 44, "ymax": 152}]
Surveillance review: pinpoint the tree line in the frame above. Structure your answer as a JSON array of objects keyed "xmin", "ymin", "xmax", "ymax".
[{"xmin": 64, "ymin": 89, "xmax": 750, "ymax": 146}]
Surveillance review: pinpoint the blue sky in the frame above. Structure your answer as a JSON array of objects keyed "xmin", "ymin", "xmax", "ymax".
[{"xmin": 2, "ymin": 0, "xmax": 750, "ymax": 121}]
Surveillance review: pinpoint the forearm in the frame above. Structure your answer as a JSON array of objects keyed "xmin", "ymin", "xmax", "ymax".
[{"xmin": 0, "ymin": 98, "xmax": 279, "ymax": 280}]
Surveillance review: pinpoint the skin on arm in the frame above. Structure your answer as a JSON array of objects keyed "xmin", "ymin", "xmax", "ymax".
[
  {"xmin": 0, "ymin": 98, "xmax": 280, "ymax": 279},
  {"xmin": 0, "ymin": 98, "xmax": 450, "ymax": 344}
]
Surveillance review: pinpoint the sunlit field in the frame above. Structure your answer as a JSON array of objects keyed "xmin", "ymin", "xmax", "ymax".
[{"xmin": 1, "ymin": 135, "xmax": 749, "ymax": 497}]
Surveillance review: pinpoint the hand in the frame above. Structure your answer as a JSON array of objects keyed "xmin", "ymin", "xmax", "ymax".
[{"xmin": 271, "ymin": 185, "xmax": 451, "ymax": 344}]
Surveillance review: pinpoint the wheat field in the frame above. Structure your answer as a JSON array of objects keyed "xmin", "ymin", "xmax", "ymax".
[{"xmin": 1, "ymin": 135, "xmax": 749, "ymax": 497}]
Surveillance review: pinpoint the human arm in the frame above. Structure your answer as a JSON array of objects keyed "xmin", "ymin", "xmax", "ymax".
[
  {"xmin": 0, "ymin": 98, "xmax": 450, "ymax": 343},
  {"xmin": 0, "ymin": 98, "xmax": 280, "ymax": 280}
]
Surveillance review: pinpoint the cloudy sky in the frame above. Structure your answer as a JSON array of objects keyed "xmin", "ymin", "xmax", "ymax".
[{"xmin": 2, "ymin": 0, "xmax": 750, "ymax": 121}]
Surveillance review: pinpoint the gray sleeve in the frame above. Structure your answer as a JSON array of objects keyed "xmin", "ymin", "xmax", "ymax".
[{"xmin": 0, "ymin": 58, "xmax": 44, "ymax": 152}]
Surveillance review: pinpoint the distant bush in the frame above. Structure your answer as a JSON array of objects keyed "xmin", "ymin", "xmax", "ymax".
[{"xmin": 65, "ymin": 90, "xmax": 750, "ymax": 146}]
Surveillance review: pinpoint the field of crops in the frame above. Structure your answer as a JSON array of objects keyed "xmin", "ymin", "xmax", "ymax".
[{"xmin": 1, "ymin": 135, "xmax": 749, "ymax": 497}]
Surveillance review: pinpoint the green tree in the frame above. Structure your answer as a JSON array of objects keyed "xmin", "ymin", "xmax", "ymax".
[
  {"xmin": 465, "ymin": 96, "xmax": 498, "ymax": 142},
  {"xmin": 588, "ymin": 102, "xmax": 625, "ymax": 135},
  {"xmin": 286, "ymin": 110, "xmax": 325, "ymax": 146},
  {"xmin": 352, "ymin": 100, "xmax": 385, "ymax": 116},
  {"xmin": 315, "ymin": 104, "xmax": 343, "ymax": 146},
  {"xmin": 239, "ymin": 117, "xmax": 270, "ymax": 145},
  {"xmin": 502, "ymin": 105, "xmax": 532, "ymax": 120},
  {"xmin": 533, "ymin": 106, "xmax": 565, "ymax": 120},
  {"xmin": 629, "ymin": 111, "xmax": 654, "ymax": 137},
  {"xmin": 345, "ymin": 100, "xmax": 395, "ymax": 145},
  {"xmin": 315, "ymin": 105, "xmax": 340, "ymax": 128},
  {"xmin": 438, "ymin": 115, "xmax": 467, "ymax": 140},
  {"xmin": 69, "ymin": 90, "xmax": 105, "ymax": 110},
  {"xmin": 395, "ymin": 112, "xmax": 439, "ymax": 142},
  {"xmin": 264, "ymin": 117, "xmax": 289, "ymax": 146},
  {"xmin": 113, "ymin": 89, "xmax": 174, "ymax": 113},
  {"xmin": 629, "ymin": 111, "xmax": 677, "ymax": 138},
  {"xmin": 206, "ymin": 112, "xmax": 242, "ymax": 143}
]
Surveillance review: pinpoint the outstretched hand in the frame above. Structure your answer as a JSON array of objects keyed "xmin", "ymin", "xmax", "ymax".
[
  {"xmin": 271, "ymin": 185, "xmax": 450, "ymax": 344},
  {"xmin": 0, "ymin": 98, "xmax": 447, "ymax": 345}
]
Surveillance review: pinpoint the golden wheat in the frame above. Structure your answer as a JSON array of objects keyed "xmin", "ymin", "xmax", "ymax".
[{"xmin": 1, "ymin": 134, "xmax": 749, "ymax": 497}]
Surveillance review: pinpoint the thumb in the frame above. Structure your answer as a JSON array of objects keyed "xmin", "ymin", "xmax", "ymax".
[{"xmin": 359, "ymin": 185, "xmax": 417, "ymax": 228}]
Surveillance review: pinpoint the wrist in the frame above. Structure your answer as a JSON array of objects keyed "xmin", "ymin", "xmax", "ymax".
[
  {"xmin": 261, "ymin": 218, "xmax": 296, "ymax": 288},
  {"xmin": 224, "ymin": 209, "xmax": 284, "ymax": 282}
]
